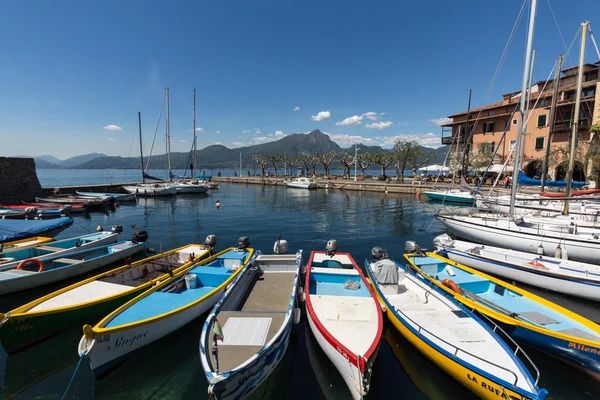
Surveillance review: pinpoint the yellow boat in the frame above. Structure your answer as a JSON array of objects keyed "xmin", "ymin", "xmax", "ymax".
[
  {"xmin": 0, "ymin": 237, "xmax": 216, "ymax": 354},
  {"xmin": 1, "ymin": 236, "xmax": 53, "ymax": 253},
  {"xmin": 365, "ymin": 247, "xmax": 548, "ymax": 400},
  {"xmin": 404, "ymin": 247, "xmax": 600, "ymax": 381}
]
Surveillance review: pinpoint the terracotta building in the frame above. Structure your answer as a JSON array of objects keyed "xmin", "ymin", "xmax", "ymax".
[{"xmin": 441, "ymin": 61, "xmax": 600, "ymax": 181}]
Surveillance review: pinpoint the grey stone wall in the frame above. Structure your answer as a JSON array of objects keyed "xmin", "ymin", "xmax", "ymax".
[{"xmin": 0, "ymin": 157, "xmax": 43, "ymax": 200}]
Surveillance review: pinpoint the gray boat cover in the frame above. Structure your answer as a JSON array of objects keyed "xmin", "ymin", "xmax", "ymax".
[{"xmin": 372, "ymin": 259, "xmax": 399, "ymax": 285}]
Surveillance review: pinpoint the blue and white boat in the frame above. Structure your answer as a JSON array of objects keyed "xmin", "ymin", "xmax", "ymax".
[
  {"xmin": 76, "ymin": 191, "xmax": 137, "ymax": 202},
  {"xmin": 0, "ymin": 231, "xmax": 118, "ymax": 268},
  {"xmin": 423, "ymin": 189, "xmax": 475, "ymax": 204},
  {"xmin": 404, "ymin": 244, "xmax": 600, "ymax": 381},
  {"xmin": 200, "ymin": 239, "xmax": 303, "ymax": 399},
  {"xmin": 78, "ymin": 237, "xmax": 255, "ymax": 379},
  {"xmin": 0, "ymin": 217, "xmax": 73, "ymax": 243},
  {"xmin": 0, "ymin": 239, "xmax": 145, "ymax": 294}
]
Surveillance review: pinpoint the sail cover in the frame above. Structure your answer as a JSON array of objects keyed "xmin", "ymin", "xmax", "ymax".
[
  {"xmin": 143, "ymin": 171, "xmax": 163, "ymax": 181},
  {"xmin": 518, "ymin": 171, "xmax": 587, "ymax": 188},
  {"xmin": 0, "ymin": 217, "xmax": 73, "ymax": 243}
]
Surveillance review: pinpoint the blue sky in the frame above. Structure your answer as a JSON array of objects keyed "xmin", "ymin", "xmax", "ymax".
[{"xmin": 1, "ymin": 0, "xmax": 599, "ymax": 159}]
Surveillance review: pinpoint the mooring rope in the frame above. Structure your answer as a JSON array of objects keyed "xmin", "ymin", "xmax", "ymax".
[{"xmin": 60, "ymin": 349, "xmax": 87, "ymax": 400}]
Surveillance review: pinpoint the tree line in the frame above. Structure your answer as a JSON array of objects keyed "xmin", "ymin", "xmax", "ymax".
[{"xmin": 250, "ymin": 139, "xmax": 435, "ymax": 182}]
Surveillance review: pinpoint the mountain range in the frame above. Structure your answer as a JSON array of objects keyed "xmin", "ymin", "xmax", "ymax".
[{"xmin": 19, "ymin": 130, "xmax": 448, "ymax": 170}]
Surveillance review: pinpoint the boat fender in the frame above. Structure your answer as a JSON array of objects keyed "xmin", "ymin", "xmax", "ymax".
[
  {"xmin": 441, "ymin": 279, "xmax": 462, "ymax": 295},
  {"xmin": 299, "ymin": 291, "xmax": 306, "ymax": 302},
  {"xmin": 297, "ymin": 286, "xmax": 304, "ymax": 297},
  {"xmin": 78, "ymin": 326, "xmax": 95, "ymax": 357},
  {"xmin": 16, "ymin": 258, "xmax": 43, "ymax": 272},
  {"xmin": 96, "ymin": 225, "xmax": 104, "ymax": 232},
  {"xmin": 554, "ymin": 244, "xmax": 562, "ymax": 259},
  {"xmin": 537, "ymin": 244, "xmax": 544, "ymax": 255},
  {"xmin": 293, "ymin": 308, "xmax": 301, "ymax": 324},
  {"xmin": 561, "ymin": 246, "xmax": 568, "ymax": 260}
]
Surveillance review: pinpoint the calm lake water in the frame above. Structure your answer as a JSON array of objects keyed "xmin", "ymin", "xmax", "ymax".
[{"xmin": 1, "ymin": 182, "xmax": 599, "ymax": 399}]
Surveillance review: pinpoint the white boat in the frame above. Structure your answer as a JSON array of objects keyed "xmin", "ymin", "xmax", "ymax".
[
  {"xmin": 285, "ymin": 177, "xmax": 318, "ymax": 189},
  {"xmin": 172, "ymin": 180, "xmax": 210, "ymax": 194},
  {"xmin": 78, "ymin": 238, "xmax": 256, "ymax": 379},
  {"xmin": 433, "ymin": 234, "xmax": 600, "ymax": 301},
  {"xmin": 304, "ymin": 241, "xmax": 382, "ymax": 399},
  {"xmin": 122, "ymin": 183, "xmax": 176, "ymax": 196},
  {"xmin": 0, "ymin": 240, "xmax": 144, "ymax": 295},
  {"xmin": 200, "ymin": 239, "xmax": 302, "ymax": 399},
  {"xmin": 76, "ymin": 191, "xmax": 137, "ymax": 202},
  {"xmin": 423, "ymin": 189, "xmax": 475, "ymax": 204},
  {"xmin": 436, "ymin": 213, "xmax": 600, "ymax": 264}
]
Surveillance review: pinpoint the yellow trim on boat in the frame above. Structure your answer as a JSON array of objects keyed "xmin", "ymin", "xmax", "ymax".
[
  {"xmin": 87, "ymin": 248, "xmax": 255, "ymax": 336},
  {"xmin": 7, "ymin": 244, "xmax": 211, "ymax": 318},
  {"xmin": 368, "ymin": 278, "xmax": 531, "ymax": 400},
  {"xmin": 2, "ymin": 236, "xmax": 53, "ymax": 251},
  {"xmin": 405, "ymin": 252, "xmax": 600, "ymax": 348}
]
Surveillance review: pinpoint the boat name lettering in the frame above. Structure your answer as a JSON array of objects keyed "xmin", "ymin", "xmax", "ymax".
[
  {"xmin": 335, "ymin": 345, "xmax": 349, "ymax": 360},
  {"xmin": 467, "ymin": 374, "xmax": 509, "ymax": 399},
  {"xmin": 9, "ymin": 322, "xmax": 34, "ymax": 332},
  {"xmin": 568, "ymin": 342, "xmax": 599, "ymax": 355},
  {"xmin": 97, "ymin": 334, "xmax": 110, "ymax": 343},
  {"xmin": 108, "ymin": 331, "xmax": 149, "ymax": 351}
]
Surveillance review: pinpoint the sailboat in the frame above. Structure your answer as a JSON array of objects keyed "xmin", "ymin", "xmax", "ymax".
[
  {"xmin": 122, "ymin": 106, "xmax": 176, "ymax": 196},
  {"xmin": 171, "ymin": 88, "xmax": 210, "ymax": 194},
  {"xmin": 437, "ymin": 16, "xmax": 600, "ymax": 263}
]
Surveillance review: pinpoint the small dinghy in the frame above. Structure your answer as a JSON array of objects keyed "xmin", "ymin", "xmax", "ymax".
[
  {"xmin": 434, "ymin": 234, "xmax": 600, "ymax": 302},
  {"xmin": 0, "ymin": 231, "xmax": 119, "ymax": 269},
  {"xmin": 76, "ymin": 191, "xmax": 137, "ymax": 202},
  {"xmin": 0, "ymin": 239, "xmax": 145, "ymax": 294},
  {"xmin": 19, "ymin": 202, "xmax": 87, "ymax": 213},
  {"xmin": 200, "ymin": 238, "xmax": 303, "ymax": 399},
  {"xmin": 366, "ymin": 244, "xmax": 548, "ymax": 400},
  {"xmin": 304, "ymin": 240, "xmax": 382, "ymax": 400},
  {"xmin": 0, "ymin": 238, "xmax": 213, "ymax": 354},
  {"xmin": 404, "ymin": 241, "xmax": 600, "ymax": 382},
  {"xmin": 78, "ymin": 237, "xmax": 255, "ymax": 379}
]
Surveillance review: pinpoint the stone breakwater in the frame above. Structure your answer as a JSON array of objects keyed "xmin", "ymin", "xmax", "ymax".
[{"xmin": 0, "ymin": 157, "xmax": 42, "ymax": 201}]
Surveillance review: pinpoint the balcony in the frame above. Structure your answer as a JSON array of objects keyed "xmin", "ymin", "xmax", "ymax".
[{"xmin": 553, "ymin": 118, "xmax": 590, "ymax": 133}]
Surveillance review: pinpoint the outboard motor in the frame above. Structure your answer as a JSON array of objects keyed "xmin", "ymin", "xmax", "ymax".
[
  {"xmin": 132, "ymin": 230, "xmax": 149, "ymax": 244},
  {"xmin": 371, "ymin": 247, "xmax": 388, "ymax": 260},
  {"xmin": 405, "ymin": 241, "xmax": 422, "ymax": 256},
  {"xmin": 111, "ymin": 224, "xmax": 123, "ymax": 233},
  {"xmin": 24, "ymin": 207, "xmax": 37, "ymax": 215},
  {"xmin": 274, "ymin": 239, "xmax": 288, "ymax": 255},
  {"xmin": 325, "ymin": 239, "xmax": 338, "ymax": 257},
  {"xmin": 237, "ymin": 237, "xmax": 250, "ymax": 250},
  {"xmin": 204, "ymin": 234, "xmax": 217, "ymax": 249}
]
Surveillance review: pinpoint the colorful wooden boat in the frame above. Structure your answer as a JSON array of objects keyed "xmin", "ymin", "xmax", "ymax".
[
  {"xmin": 78, "ymin": 238, "xmax": 254, "ymax": 379},
  {"xmin": 0, "ymin": 236, "xmax": 52, "ymax": 252},
  {"xmin": 0, "ymin": 241, "xmax": 214, "ymax": 354},
  {"xmin": 304, "ymin": 241, "xmax": 382, "ymax": 400},
  {"xmin": 0, "ymin": 240, "xmax": 144, "ymax": 295},
  {"xmin": 366, "ymin": 247, "xmax": 548, "ymax": 399},
  {"xmin": 0, "ymin": 231, "xmax": 119, "ymax": 268},
  {"xmin": 434, "ymin": 234, "xmax": 600, "ymax": 302},
  {"xmin": 200, "ymin": 240, "xmax": 302, "ymax": 399},
  {"xmin": 0, "ymin": 217, "xmax": 73, "ymax": 243},
  {"xmin": 404, "ymin": 245, "xmax": 600, "ymax": 381},
  {"xmin": 76, "ymin": 191, "xmax": 137, "ymax": 202},
  {"xmin": 20, "ymin": 202, "xmax": 87, "ymax": 213}
]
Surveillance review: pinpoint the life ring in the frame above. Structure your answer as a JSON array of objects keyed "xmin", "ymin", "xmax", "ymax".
[
  {"xmin": 527, "ymin": 261, "xmax": 547, "ymax": 270},
  {"xmin": 16, "ymin": 258, "xmax": 44, "ymax": 272},
  {"xmin": 442, "ymin": 279, "xmax": 462, "ymax": 295}
]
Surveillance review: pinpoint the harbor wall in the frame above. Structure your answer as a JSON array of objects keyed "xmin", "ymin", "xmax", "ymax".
[{"xmin": 0, "ymin": 157, "xmax": 43, "ymax": 201}]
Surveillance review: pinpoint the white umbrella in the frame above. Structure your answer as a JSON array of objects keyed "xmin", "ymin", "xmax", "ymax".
[
  {"xmin": 418, "ymin": 164, "xmax": 450, "ymax": 172},
  {"xmin": 488, "ymin": 164, "xmax": 514, "ymax": 174}
]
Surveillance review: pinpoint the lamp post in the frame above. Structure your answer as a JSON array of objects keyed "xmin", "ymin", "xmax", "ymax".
[
  {"xmin": 239, "ymin": 153, "xmax": 242, "ymax": 178},
  {"xmin": 354, "ymin": 143, "xmax": 358, "ymax": 181}
]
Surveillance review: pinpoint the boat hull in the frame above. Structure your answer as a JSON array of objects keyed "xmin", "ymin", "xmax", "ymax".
[
  {"xmin": 122, "ymin": 185, "xmax": 176, "ymax": 196},
  {"xmin": 83, "ymin": 286, "xmax": 225, "ymax": 379},
  {"xmin": 173, "ymin": 185, "xmax": 210, "ymax": 194},
  {"xmin": 76, "ymin": 192, "xmax": 137, "ymax": 202},
  {"xmin": 0, "ymin": 242, "xmax": 144, "ymax": 295},
  {"xmin": 445, "ymin": 249, "xmax": 600, "ymax": 302},
  {"xmin": 424, "ymin": 191, "xmax": 474, "ymax": 204},
  {"xmin": 285, "ymin": 183, "xmax": 317, "ymax": 189}
]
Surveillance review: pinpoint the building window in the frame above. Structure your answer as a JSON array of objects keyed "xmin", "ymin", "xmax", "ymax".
[
  {"xmin": 586, "ymin": 70, "xmax": 598, "ymax": 81},
  {"xmin": 567, "ymin": 91, "xmax": 576, "ymax": 100},
  {"xmin": 513, "ymin": 119, "xmax": 517, "ymax": 125},
  {"xmin": 535, "ymin": 137, "xmax": 545, "ymax": 151},
  {"xmin": 540, "ymin": 97, "xmax": 550, "ymax": 107},
  {"xmin": 583, "ymin": 87, "xmax": 596, "ymax": 97},
  {"xmin": 483, "ymin": 121, "xmax": 494, "ymax": 133},
  {"xmin": 510, "ymin": 140, "xmax": 517, "ymax": 151},
  {"xmin": 488, "ymin": 111, "xmax": 495, "ymax": 116},
  {"xmin": 537, "ymin": 114, "xmax": 547, "ymax": 127}
]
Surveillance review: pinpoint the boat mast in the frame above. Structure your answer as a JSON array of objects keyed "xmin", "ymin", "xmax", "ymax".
[
  {"xmin": 460, "ymin": 89, "xmax": 472, "ymax": 179},
  {"xmin": 193, "ymin": 87, "xmax": 197, "ymax": 179},
  {"xmin": 138, "ymin": 111, "xmax": 145, "ymax": 184},
  {"xmin": 540, "ymin": 55, "xmax": 564, "ymax": 192},
  {"xmin": 521, "ymin": 49, "xmax": 537, "ymax": 163},
  {"xmin": 563, "ymin": 21, "xmax": 588, "ymax": 214},
  {"xmin": 166, "ymin": 87, "xmax": 172, "ymax": 181},
  {"xmin": 509, "ymin": 0, "xmax": 538, "ymax": 215}
]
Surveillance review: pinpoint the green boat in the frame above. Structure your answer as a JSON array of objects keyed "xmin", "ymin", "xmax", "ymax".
[{"xmin": 423, "ymin": 190, "xmax": 475, "ymax": 204}]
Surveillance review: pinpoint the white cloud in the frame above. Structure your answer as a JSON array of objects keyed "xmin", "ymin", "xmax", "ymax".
[
  {"xmin": 362, "ymin": 112, "xmax": 385, "ymax": 121},
  {"xmin": 311, "ymin": 111, "xmax": 331, "ymax": 121},
  {"xmin": 274, "ymin": 130, "xmax": 286, "ymax": 139},
  {"xmin": 375, "ymin": 133, "xmax": 443, "ymax": 148},
  {"xmin": 180, "ymin": 139, "xmax": 187, "ymax": 143},
  {"xmin": 230, "ymin": 141, "xmax": 245, "ymax": 148},
  {"xmin": 104, "ymin": 124, "xmax": 122, "ymax": 131},
  {"xmin": 336, "ymin": 115, "xmax": 363, "ymax": 126},
  {"xmin": 254, "ymin": 128, "xmax": 263, "ymax": 135},
  {"xmin": 242, "ymin": 129, "xmax": 251, "ymax": 134},
  {"xmin": 216, "ymin": 130, "xmax": 221, "ymax": 134},
  {"xmin": 325, "ymin": 133, "xmax": 377, "ymax": 146},
  {"xmin": 108, "ymin": 138, "xmax": 116, "ymax": 141},
  {"xmin": 293, "ymin": 106, "xmax": 300, "ymax": 111},
  {"xmin": 365, "ymin": 121, "xmax": 393, "ymax": 130},
  {"xmin": 252, "ymin": 136, "xmax": 272, "ymax": 144},
  {"xmin": 429, "ymin": 117, "xmax": 452, "ymax": 126}
]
